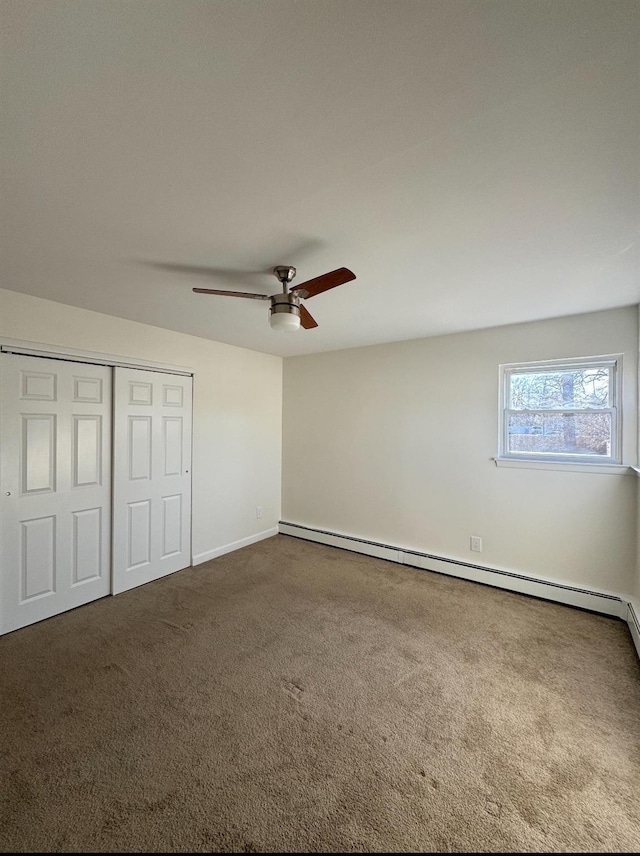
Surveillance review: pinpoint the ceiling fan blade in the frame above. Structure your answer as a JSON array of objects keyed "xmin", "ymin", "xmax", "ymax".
[
  {"xmin": 291, "ymin": 267, "xmax": 356, "ymax": 299},
  {"xmin": 192, "ymin": 288, "xmax": 269, "ymax": 301},
  {"xmin": 299, "ymin": 304, "xmax": 318, "ymax": 329}
]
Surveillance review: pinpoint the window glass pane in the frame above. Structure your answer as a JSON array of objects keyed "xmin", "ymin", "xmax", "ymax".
[
  {"xmin": 509, "ymin": 367, "xmax": 610, "ymax": 410},
  {"xmin": 507, "ymin": 412, "xmax": 612, "ymax": 457}
]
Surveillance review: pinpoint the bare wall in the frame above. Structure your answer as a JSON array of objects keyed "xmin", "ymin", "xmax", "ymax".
[
  {"xmin": 0, "ymin": 288, "xmax": 283, "ymax": 561},
  {"xmin": 636, "ymin": 304, "xmax": 640, "ymax": 600},
  {"xmin": 283, "ymin": 307, "xmax": 637, "ymax": 596}
]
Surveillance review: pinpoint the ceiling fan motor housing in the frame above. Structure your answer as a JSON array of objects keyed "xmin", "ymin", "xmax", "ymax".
[
  {"xmin": 270, "ymin": 292, "xmax": 301, "ymax": 330},
  {"xmin": 273, "ymin": 265, "xmax": 297, "ymax": 285}
]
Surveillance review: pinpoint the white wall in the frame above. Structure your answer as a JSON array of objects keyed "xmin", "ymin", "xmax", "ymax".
[
  {"xmin": 635, "ymin": 304, "xmax": 640, "ymax": 600},
  {"xmin": 283, "ymin": 307, "xmax": 638, "ymax": 596},
  {"xmin": 635, "ymin": 486, "xmax": 640, "ymax": 597},
  {"xmin": 0, "ymin": 288, "xmax": 282, "ymax": 561}
]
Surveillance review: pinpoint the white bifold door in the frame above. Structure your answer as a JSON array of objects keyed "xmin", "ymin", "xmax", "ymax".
[
  {"xmin": 0, "ymin": 354, "xmax": 112, "ymax": 634},
  {"xmin": 112, "ymin": 368, "xmax": 192, "ymax": 594}
]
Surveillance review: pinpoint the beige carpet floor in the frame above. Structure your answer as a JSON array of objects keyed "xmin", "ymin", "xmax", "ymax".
[{"xmin": 1, "ymin": 534, "xmax": 639, "ymax": 852}]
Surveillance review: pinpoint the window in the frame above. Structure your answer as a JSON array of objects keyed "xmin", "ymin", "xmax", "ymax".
[{"xmin": 499, "ymin": 356, "xmax": 621, "ymax": 464}]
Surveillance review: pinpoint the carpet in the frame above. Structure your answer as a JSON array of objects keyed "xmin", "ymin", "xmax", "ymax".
[{"xmin": 1, "ymin": 534, "xmax": 639, "ymax": 852}]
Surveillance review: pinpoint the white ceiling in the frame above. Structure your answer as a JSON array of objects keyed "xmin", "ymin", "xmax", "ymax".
[{"xmin": 3, "ymin": 0, "xmax": 639, "ymax": 357}]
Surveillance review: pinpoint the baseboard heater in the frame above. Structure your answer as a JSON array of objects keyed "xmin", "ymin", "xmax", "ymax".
[{"xmin": 279, "ymin": 521, "xmax": 631, "ymax": 625}]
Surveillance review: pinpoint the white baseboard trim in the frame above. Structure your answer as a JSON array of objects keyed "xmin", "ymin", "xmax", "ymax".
[
  {"xmin": 627, "ymin": 598, "xmax": 640, "ymax": 661},
  {"xmin": 193, "ymin": 527, "xmax": 279, "ymax": 566},
  {"xmin": 279, "ymin": 521, "xmax": 629, "ymax": 621}
]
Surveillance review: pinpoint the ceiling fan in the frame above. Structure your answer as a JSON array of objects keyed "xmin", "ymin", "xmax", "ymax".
[{"xmin": 192, "ymin": 265, "xmax": 356, "ymax": 331}]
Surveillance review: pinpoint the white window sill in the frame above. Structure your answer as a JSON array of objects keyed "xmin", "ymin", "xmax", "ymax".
[{"xmin": 493, "ymin": 458, "xmax": 631, "ymax": 475}]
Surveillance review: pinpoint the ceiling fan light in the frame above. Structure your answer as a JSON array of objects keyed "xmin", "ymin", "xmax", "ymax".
[
  {"xmin": 270, "ymin": 294, "xmax": 301, "ymax": 331},
  {"xmin": 269, "ymin": 308, "xmax": 301, "ymax": 331}
]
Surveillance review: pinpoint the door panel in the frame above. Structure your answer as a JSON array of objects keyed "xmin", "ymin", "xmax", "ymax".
[
  {"xmin": 73, "ymin": 375, "xmax": 103, "ymax": 403},
  {"xmin": 73, "ymin": 415, "xmax": 102, "ymax": 486},
  {"xmin": 112, "ymin": 368, "xmax": 192, "ymax": 594},
  {"xmin": 163, "ymin": 417, "xmax": 183, "ymax": 476},
  {"xmin": 23, "ymin": 414, "xmax": 56, "ymax": 493},
  {"xmin": 127, "ymin": 500, "xmax": 152, "ymax": 570},
  {"xmin": 20, "ymin": 515, "xmax": 56, "ymax": 600},
  {"xmin": 1, "ymin": 354, "xmax": 112, "ymax": 634},
  {"xmin": 129, "ymin": 416, "xmax": 152, "ymax": 480},
  {"xmin": 21, "ymin": 370, "xmax": 56, "ymax": 400},
  {"xmin": 72, "ymin": 507, "xmax": 102, "ymax": 584},
  {"xmin": 162, "ymin": 494, "xmax": 182, "ymax": 557}
]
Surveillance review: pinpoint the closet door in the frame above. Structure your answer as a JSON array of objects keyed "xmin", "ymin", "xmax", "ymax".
[
  {"xmin": 112, "ymin": 368, "xmax": 192, "ymax": 594},
  {"xmin": 0, "ymin": 354, "xmax": 112, "ymax": 634}
]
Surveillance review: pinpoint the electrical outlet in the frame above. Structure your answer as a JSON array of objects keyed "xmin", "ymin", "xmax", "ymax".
[
  {"xmin": 470, "ymin": 535, "xmax": 482, "ymax": 552},
  {"xmin": 255, "ymin": 506, "xmax": 263, "ymax": 519}
]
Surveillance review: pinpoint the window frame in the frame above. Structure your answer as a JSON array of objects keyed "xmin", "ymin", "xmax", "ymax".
[{"xmin": 498, "ymin": 355, "xmax": 622, "ymax": 466}]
